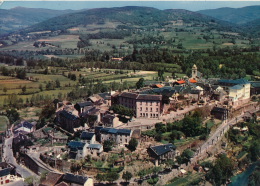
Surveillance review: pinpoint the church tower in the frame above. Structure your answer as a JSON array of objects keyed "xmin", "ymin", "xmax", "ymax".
[{"xmin": 192, "ymin": 64, "xmax": 197, "ymax": 79}]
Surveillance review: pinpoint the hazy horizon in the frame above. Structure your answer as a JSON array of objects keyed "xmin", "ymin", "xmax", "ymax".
[{"xmin": 1, "ymin": 1, "xmax": 260, "ymax": 11}]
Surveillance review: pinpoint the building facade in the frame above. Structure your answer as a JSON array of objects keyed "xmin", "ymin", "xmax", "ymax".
[{"xmin": 117, "ymin": 92, "xmax": 163, "ymax": 119}]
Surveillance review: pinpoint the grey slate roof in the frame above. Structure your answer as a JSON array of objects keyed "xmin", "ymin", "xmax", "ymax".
[
  {"xmin": 120, "ymin": 92, "xmax": 138, "ymax": 99},
  {"xmin": 87, "ymin": 144, "xmax": 102, "ymax": 149},
  {"xmin": 60, "ymin": 110, "xmax": 78, "ymax": 121},
  {"xmin": 100, "ymin": 127, "xmax": 131, "ymax": 135},
  {"xmin": 76, "ymin": 101, "xmax": 93, "ymax": 108},
  {"xmin": 150, "ymin": 143, "xmax": 176, "ymax": 156},
  {"xmin": 0, "ymin": 168, "xmax": 11, "ymax": 177},
  {"xmin": 230, "ymin": 85, "xmax": 243, "ymax": 90},
  {"xmin": 218, "ymin": 78, "xmax": 249, "ymax": 85},
  {"xmin": 211, "ymin": 107, "xmax": 228, "ymax": 113},
  {"xmin": 62, "ymin": 173, "xmax": 88, "ymax": 185},
  {"xmin": 80, "ymin": 132, "xmax": 95, "ymax": 140},
  {"xmin": 68, "ymin": 141, "xmax": 85, "ymax": 151},
  {"xmin": 137, "ymin": 94, "xmax": 162, "ymax": 101}
]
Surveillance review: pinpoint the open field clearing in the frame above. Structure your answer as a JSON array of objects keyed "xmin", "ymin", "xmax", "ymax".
[
  {"xmin": 18, "ymin": 107, "xmax": 42, "ymax": 120},
  {"xmin": 0, "ymin": 68, "xmax": 168, "ymax": 106}
]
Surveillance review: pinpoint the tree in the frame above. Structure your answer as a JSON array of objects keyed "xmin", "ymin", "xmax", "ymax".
[
  {"xmin": 21, "ymin": 85, "xmax": 26, "ymax": 94},
  {"xmin": 136, "ymin": 78, "xmax": 144, "ymax": 89},
  {"xmin": 39, "ymin": 84, "xmax": 43, "ymax": 91},
  {"xmin": 3, "ymin": 87, "xmax": 7, "ymax": 95},
  {"xmin": 181, "ymin": 149, "xmax": 194, "ymax": 164},
  {"xmin": 122, "ymin": 171, "xmax": 133, "ymax": 183},
  {"xmin": 103, "ymin": 140, "xmax": 113, "ymax": 152},
  {"xmin": 206, "ymin": 154, "xmax": 234, "ymax": 185},
  {"xmin": 40, "ymin": 102, "xmax": 56, "ymax": 120},
  {"xmin": 138, "ymin": 169, "xmax": 147, "ymax": 179},
  {"xmin": 71, "ymin": 74, "xmax": 77, "ymax": 81},
  {"xmin": 128, "ymin": 138, "xmax": 138, "ymax": 152},
  {"xmin": 95, "ymin": 173, "xmax": 104, "ymax": 183},
  {"xmin": 249, "ymin": 140, "xmax": 260, "ymax": 161},
  {"xmin": 105, "ymin": 172, "xmax": 119, "ymax": 183},
  {"xmin": 6, "ymin": 109, "xmax": 20, "ymax": 124},
  {"xmin": 55, "ymin": 79, "xmax": 61, "ymax": 88}
]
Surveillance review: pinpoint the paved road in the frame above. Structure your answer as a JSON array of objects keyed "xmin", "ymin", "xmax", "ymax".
[
  {"xmin": 2, "ymin": 135, "xmax": 37, "ymax": 178},
  {"xmin": 192, "ymin": 105, "xmax": 259, "ymax": 163}
]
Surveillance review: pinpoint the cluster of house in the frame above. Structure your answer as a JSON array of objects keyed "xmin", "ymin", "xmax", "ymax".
[
  {"xmin": 0, "ymin": 162, "xmax": 22, "ymax": 185},
  {"xmin": 54, "ymin": 64, "xmax": 259, "ymax": 135},
  {"xmin": 67, "ymin": 127, "xmax": 139, "ymax": 159}
]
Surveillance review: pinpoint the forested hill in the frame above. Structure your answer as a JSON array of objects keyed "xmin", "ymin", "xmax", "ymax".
[
  {"xmin": 242, "ymin": 18, "xmax": 260, "ymax": 37},
  {"xmin": 197, "ymin": 6, "xmax": 260, "ymax": 25},
  {"xmin": 0, "ymin": 7, "xmax": 78, "ymax": 35},
  {"xmin": 19, "ymin": 6, "xmax": 237, "ymax": 34}
]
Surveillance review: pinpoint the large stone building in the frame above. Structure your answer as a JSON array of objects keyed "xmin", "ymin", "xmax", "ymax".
[
  {"xmin": 218, "ymin": 78, "xmax": 251, "ymax": 106},
  {"xmin": 116, "ymin": 92, "xmax": 163, "ymax": 119},
  {"xmin": 56, "ymin": 110, "xmax": 81, "ymax": 133}
]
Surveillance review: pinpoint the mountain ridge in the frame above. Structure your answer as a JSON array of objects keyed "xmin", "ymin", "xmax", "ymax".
[{"xmin": 197, "ymin": 5, "xmax": 260, "ymax": 24}]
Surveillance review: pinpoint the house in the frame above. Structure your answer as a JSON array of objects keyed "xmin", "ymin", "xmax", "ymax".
[
  {"xmin": 74, "ymin": 101, "xmax": 93, "ymax": 114},
  {"xmin": 148, "ymin": 143, "xmax": 176, "ymax": 166},
  {"xmin": 80, "ymin": 107, "xmax": 101, "ymax": 127},
  {"xmin": 62, "ymin": 173, "xmax": 93, "ymax": 186},
  {"xmin": 211, "ymin": 90, "xmax": 227, "ymax": 102},
  {"xmin": 211, "ymin": 107, "xmax": 228, "ymax": 120},
  {"xmin": 67, "ymin": 141, "xmax": 85, "ymax": 159},
  {"xmin": 102, "ymin": 114, "xmax": 121, "ymax": 127},
  {"xmin": 83, "ymin": 144, "xmax": 103, "ymax": 157},
  {"xmin": 0, "ymin": 162, "xmax": 18, "ymax": 185},
  {"xmin": 98, "ymin": 92, "xmax": 112, "ymax": 106},
  {"xmin": 55, "ymin": 182, "xmax": 69, "ymax": 186},
  {"xmin": 99, "ymin": 128, "xmax": 132, "ymax": 145},
  {"xmin": 250, "ymin": 82, "xmax": 260, "ymax": 96},
  {"xmin": 56, "ymin": 110, "xmax": 81, "ymax": 133},
  {"xmin": 80, "ymin": 132, "xmax": 96, "ymax": 144},
  {"xmin": 13, "ymin": 121, "xmax": 36, "ymax": 133},
  {"xmin": 12, "ymin": 131, "xmax": 32, "ymax": 156},
  {"xmin": 40, "ymin": 172, "xmax": 63, "ymax": 186}
]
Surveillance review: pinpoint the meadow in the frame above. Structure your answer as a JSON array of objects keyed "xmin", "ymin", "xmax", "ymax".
[{"xmin": 0, "ymin": 66, "xmax": 180, "ymax": 107}]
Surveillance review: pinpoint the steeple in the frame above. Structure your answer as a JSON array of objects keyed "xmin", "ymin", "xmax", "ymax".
[{"xmin": 192, "ymin": 64, "xmax": 197, "ymax": 79}]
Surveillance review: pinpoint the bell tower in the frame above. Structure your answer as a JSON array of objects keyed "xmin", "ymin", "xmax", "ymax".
[{"xmin": 192, "ymin": 64, "xmax": 197, "ymax": 79}]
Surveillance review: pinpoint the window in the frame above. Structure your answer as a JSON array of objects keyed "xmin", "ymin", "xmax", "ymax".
[
  {"xmin": 156, "ymin": 108, "xmax": 158, "ymax": 112},
  {"xmin": 150, "ymin": 102, "xmax": 152, "ymax": 106},
  {"xmin": 150, "ymin": 108, "xmax": 152, "ymax": 112},
  {"xmin": 140, "ymin": 107, "xmax": 142, "ymax": 111},
  {"xmin": 156, "ymin": 102, "xmax": 159, "ymax": 106},
  {"xmin": 146, "ymin": 107, "xmax": 148, "ymax": 111},
  {"xmin": 150, "ymin": 114, "xmax": 152, "ymax": 117}
]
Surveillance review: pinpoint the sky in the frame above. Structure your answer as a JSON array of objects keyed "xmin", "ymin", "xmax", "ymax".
[{"xmin": 1, "ymin": 1, "xmax": 260, "ymax": 11}]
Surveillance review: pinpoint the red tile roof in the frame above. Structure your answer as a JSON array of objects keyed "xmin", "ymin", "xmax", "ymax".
[
  {"xmin": 176, "ymin": 80, "xmax": 186, "ymax": 84},
  {"xmin": 189, "ymin": 79, "xmax": 197, "ymax": 83}
]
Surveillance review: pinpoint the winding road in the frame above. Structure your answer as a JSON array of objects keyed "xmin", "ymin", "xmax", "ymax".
[{"xmin": 2, "ymin": 130, "xmax": 37, "ymax": 178}]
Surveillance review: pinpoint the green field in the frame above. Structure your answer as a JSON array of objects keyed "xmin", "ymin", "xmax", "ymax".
[
  {"xmin": 0, "ymin": 116, "xmax": 9, "ymax": 132},
  {"xmin": 0, "ymin": 67, "xmax": 172, "ymax": 106}
]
